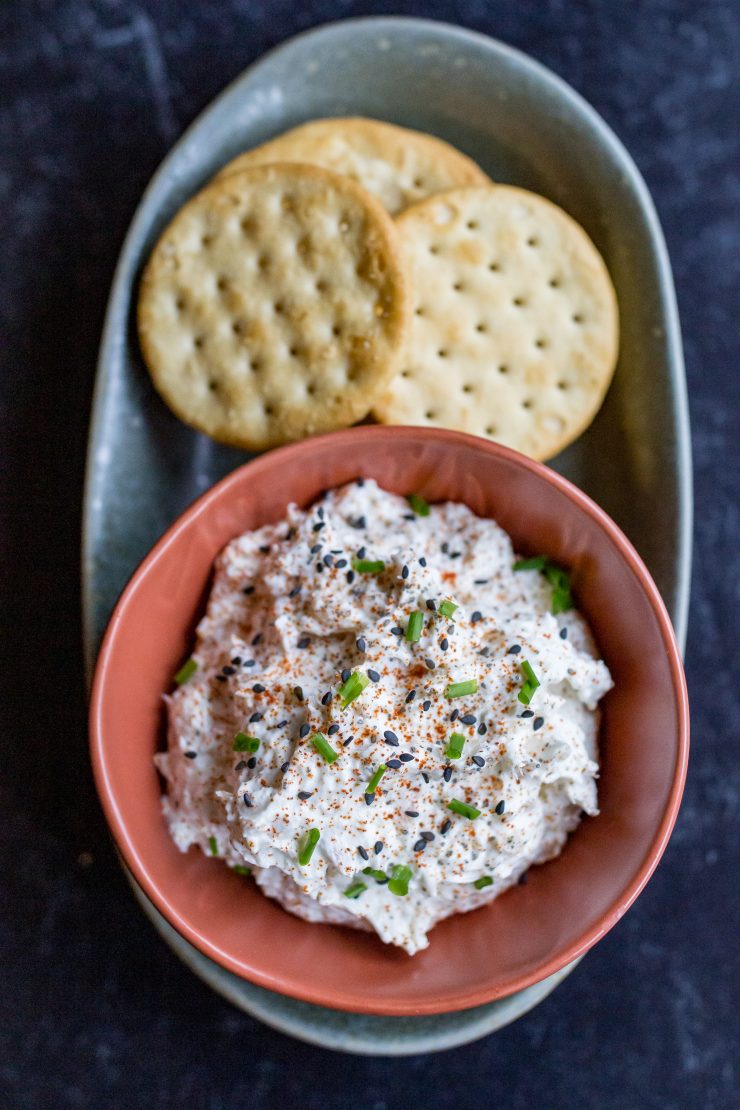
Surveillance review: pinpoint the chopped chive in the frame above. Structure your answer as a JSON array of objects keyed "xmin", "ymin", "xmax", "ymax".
[
  {"xmin": 405, "ymin": 610, "xmax": 425, "ymax": 642},
  {"xmin": 208, "ymin": 836, "xmax": 218, "ymax": 856},
  {"xmin": 233, "ymin": 732, "xmax": 260, "ymax": 752},
  {"xmin": 438, "ymin": 599, "xmax": 458, "ymax": 621},
  {"xmin": 448, "ymin": 798, "xmax": 481, "ymax": 820},
  {"xmin": 174, "ymin": 658, "xmax": 197, "ymax": 685},
  {"xmin": 338, "ymin": 670, "xmax": 370, "ymax": 709},
  {"xmin": 445, "ymin": 680, "xmax": 478, "ymax": 699},
  {"xmin": 232, "ymin": 864, "xmax": 251, "ymax": 876},
  {"xmin": 473, "ymin": 875, "xmax": 493, "ymax": 889},
  {"xmin": 407, "ymin": 492, "xmax": 430, "ymax": 516},
  {"xmin": 388, "ymin": 864, "xmax": 413, "ymax": 897},
  {"xmin": 445, "ymin": 732, "xmax": 466, "ymax": 760},
  {"xmin": 344, "ymin": 881, "xmax": 367, "ymax": 899},
  {"xmin": 367, "ymin": 764, "xmax": 387, "ymax": 795},
  {"xmin": 362, "ymin": 866, "xmax": 387, "ymax": 883},
  {"xmin": 298, "ymin": 827, "xmax": 320, "ymax": 866},
  {"xmin": 311, "ymin": 732, "xmax": 339, "ymax": 764},
  {"xmin": 513, "ymin": 555, "xmax": 548, "ymax": 571},
  {"xmin": 518, "ymin": 660, "xmax": 541, "ymax": 705},
  {"xmin": 352, "ymin": 558, "xmax": 386, "ymax": 574}
]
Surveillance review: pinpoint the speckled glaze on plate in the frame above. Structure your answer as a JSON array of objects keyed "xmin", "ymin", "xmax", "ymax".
[{"xmin": 83, "ymin": 18, "xmax": 691, "ymax": 1053}]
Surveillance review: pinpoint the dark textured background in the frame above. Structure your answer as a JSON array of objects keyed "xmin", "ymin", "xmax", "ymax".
[{"xmin": 1, "ymin": 2, "xmax": 738, "ymax": 1107}]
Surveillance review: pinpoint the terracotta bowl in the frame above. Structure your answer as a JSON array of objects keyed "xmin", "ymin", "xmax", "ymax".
[{"xmin": 89, "ymin": 426, "xmax": 689, "ymax": 1016}]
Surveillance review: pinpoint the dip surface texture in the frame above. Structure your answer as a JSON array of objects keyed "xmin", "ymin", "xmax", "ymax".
[{"xmin": 157, "ymin": 480, "xmax": 613, "ymax": 954}]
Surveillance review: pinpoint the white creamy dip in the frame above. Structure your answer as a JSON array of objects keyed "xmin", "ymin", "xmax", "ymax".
[{"xmin": 156, "ymin": 480, "xmax": 613, "ymax": 954}]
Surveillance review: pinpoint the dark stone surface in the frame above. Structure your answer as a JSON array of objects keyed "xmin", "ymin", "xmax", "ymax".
[{"xmin": 0, "ymin": 2, "xmax": 737, "ymax": 1107}]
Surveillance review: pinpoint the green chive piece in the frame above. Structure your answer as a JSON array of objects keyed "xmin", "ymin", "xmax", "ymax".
[
  {"xmin": 473, "ymin": 875, "xmax": 494, "ymax": 890},
  {"xmin": 448, "ymin": 798, "xmax": 481, "ymax": 820},
  {"xmin": 438, "ymin": 599, "xmax": 458, "ymax": 621},
  {"xmin": 298, "ymin": 827, "xmax": 320, "ymax": 866},
  {"xmin": 445, "ymin": 680, "xmax": 478, "ymax": 699},
  {"xmin": 551, "ymin": 588, "xmax": 573, "ymax": 615},
  {"xmin": 388, "ymin": 864, "xmax": 413, "ymax": 897},
  {"xmin": 344, "ymin": 881, "xmax": 368, "ymax": 899},
  {"xmin": 518, "ymin": 659, "xmax": 541, "ymax": 705},
  {"xmin": 208, "ymin": 836, "xmax": 218, "ymax": 856},
  {"xmin": 366, "ymin": 764, "xmax": 387, "ymax": 795},
  {"xmin": 232, "ymin": 864, "xmax": 251, "ymax": 876},
  {"xmin": 445, "ymin": 732, "xmax": 466, "ymax": 760},
  {"xmin": 338, "ymin": 670, "xmax": 370, "ymax": 709},
  {"xmin": 174, "ymin": 658, "xmax": 197, "ymax": 685},
  {"xmin": 362, "ymin": 866, "xmax": 387, "ymax": 883},
  {"xmin": 406, "ymin": 610, "xmax": 424, "ymax": 642},
  {"xmin": 352, "ymin": 558, "xmax": 386, "ymax": 574},
  {"xmin": 233, "ymin": 732, "xmax": 260, "ymax": 752},
  {"xmin": 311, "ymin": 732, "xmax": 339, "ymax": 764},
  {"xmin": 407, "ymin": 493, "xmax": 430, "ymax": 517},
  {"xmin": 513, "ymin": 555, "xmax": 548, "ymax": 571}
]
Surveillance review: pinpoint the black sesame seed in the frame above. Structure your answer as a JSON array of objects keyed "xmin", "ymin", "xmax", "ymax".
[
  {"xmin": 321, "ymin": 691, "xmax": 333, "ymax": 706},
  {"xmin": 460, "ymin": 713, "xmax": 477, "ymax": 725},
  {"xmin": 336, "ymin": 559, "xmax": 348, "ymax": 569},
  {"xmin": 356, "ymin": 637, "xmax": 367, "ymax": 653},
  {"xmin": 426, "ymin": 598, "xmax": 437, "ymax": 611},
  {"xmin": 275, "ymin": 720, "xmax": 288, "ymax": 729},
  {"xmin": 368, "ymin": 669, "xmax": 381, "ymax": 683},
  {"xmin": 231, "ymin": 657, "xmax": 242, "ymax": 666},
  {"xmin": 472, "ymin": 756, "xmax": 485, "ymax": 768},
  {"xmin": 521, "ymin": 710, "xmax": 534, "ymax": 719},
  {"xmin": 425, "ymin": 658, "xmax": 436, "ymax": 670},
  {"xmin": 243, "ymin": 585, "xmax": 255, "ymax": 595},
  {"xmin": 242, "ymin": 793, "xmax": 253, "ymax": 808},
  {"xmin": 356, "ymin": 546, "xmax": 367, "ymax": 559},
  {"xmin": 249, "ymin": 712, "xmax": 263, "ymax": 723},
  {"xmin": 441, "ymin": 819, "xmax": 452, "ymax": 835},
  {"xmin": 374, "ymin": 841, "xmax": 383, "ymax": 854},
  {"xmin": 391, "ymin": 626, "xmax": 404, "ymax": 637},
  {"xmin": 478, "ymin": 647, "xmax": 491, "ymax": 657},
  {"xmin": 413, "ymin": 839, "xmax": 427, "ymax": 852},
  {"xmin": 560, "ymin": 627, "xmax": 568, "ymax": 639},
  {"xmin": 383, "ymin": 731, "xmax": 399, "ymax": 745},
  {"xmin": 341, "ymin": 668, "xmax": 351, "ymax": 683},
  {"xmin": 441, "ymin": 542, "xmax": 449, "ymax": 554},
  {"xmin": 317, "ymin": 506, "xmax": 325, "ymax": 520},
  {"xmin": 247, "ymin": 756, "xmax": 257, "ymax": 769},
  {"xmin": 419, "ymin": 557, "xmax": 427, "ymax": 567},
  {"xmin": 364, "ymin": 793, "xmax": 374, "ymax": 805},
  {"xmin": 222, "ymin": 665, "xmax": 236, "ymax": 675},
  {"xmin": 443, "ymin": 766, "xmax": 452, "ymax": 782},
  {"xmin": 405, "ymin": 810, "xmax": 419, "ymax": 818},
  {"xmin": 440, "ymin": 637, "xmax": 449, "ymax": 652},
  {"xmin": 342, "ymin": 735, "xmax": 355, "ymax": 748},
  {"xmin": 450, "ymin": 551, "xmax": 462, "ymax": 560},
  {"xmin": 405, "ymin": 689, "xmax": 416, "ymax": 704},
  {"xmin": 474, "ymin": 578, "xmax": 489, "ymax": 585},
  {"xmin": 450, "ymin": 709, "xmax": 459, "ymax": 722},
  {"xmin": 423, "ymin": 700, "xmax": 432, "ymax": 711},
  {"xmin": 289, "ymin": 585, "xmax": 302, "ymax": 598},
  {"xmin": 351, "ymin": 515, "xmax": 367, "ymax": 529},
  {"xmin": 346, "ymin": 570, "xmax": 355, "ymax": 585},
  {"xmin": 280, "ymin": 761, "xmax": 290, "ymax": 773},
  {"xmin": 252, "ymin": 683, "xmax": 265, "ymax": 693},
  {"xmin": 358, "ymin": 846, "xmax": 369, "ymax": 861},
  {"xmin": 387, "ymin": 759, "xmax": 402, "ymax": 768},
  {"xmin": 315, "ymin": 562, "xmax": 324, "ymax": 573},
  {"xmin": 477, "ymin": 723, "xmax": 487, "ymax": 735},
  {"xmin": 184, "ymin": 751, "xmax": 197, "ymax": 760},
  {"xmin": 298, "ymin": 791, "xmax": 313, "ymax": 801},
  {"xmin": 471, "ymin": 611, "xmax": 483, "ymax": 623},
  {"xmin": 533, "ymin": 717, "xmax": 544, "ymax": 731},
  {"xmin": 312, "ymin": 522, "xmax": 325, "ymax": 533},
  {"xmin": 244, "ymin": 659, "xmax": 256, "ymax": 668},
  {"xmin": 251, "ymin": 633, "xmax": 263, "ymax": 646},
  {"xmin": 297, "ymin": 637, "xmax": 311, "ymax": 649},
  {"xmin": 401, "ymin": 565, "xmax": 410, "ymax": 580},
  {"xmin": 323, "ymin": 553, "xmax": 333, "ymax": 568},
  {"xmin": 507, "ymin": 644, "xmax": 522, "ymax": 655},
  {"xmin": 421, "ymin": 772, "xmax": 430, "ymax": 784},
  {"xmin": 495, "ymin": 799, "xmax": 506, "ymax": 815},
  {"xmin": 420, "ymin": 830, "xmax": 434, "ymax": 842},
  {"xmin": 399, "ymin": 753, "xmax": 414, "ymax": 762},
  {"xmin": 403, "ymin": 513, "xmax": 416, "ymax": 521},
  {"xmin": 310, "ymin": 543, "xmax": 322, "ymax": 554}
]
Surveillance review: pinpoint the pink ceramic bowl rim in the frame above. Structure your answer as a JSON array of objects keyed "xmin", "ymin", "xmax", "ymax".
[{"xmin": 89, "ymin": 427, "xmax": 689, "ymax": 1012}]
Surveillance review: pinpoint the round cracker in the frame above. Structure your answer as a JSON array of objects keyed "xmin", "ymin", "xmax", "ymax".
[
  {"xmin": 138, "ymin": 163, "xmax": 411, "ymax": 451},
  {"xmin": 215, "ymin": 117, "xmax": 491, "ymax": 216},
  {"xmin": 373, "ymin": 185, "xmax": 619, "ymax": 460}
]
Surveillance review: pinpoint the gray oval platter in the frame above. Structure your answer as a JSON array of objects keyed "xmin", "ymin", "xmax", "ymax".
[{"xmin": 83, "ymin": 17, "xmax": 692, "ymax": 1055}]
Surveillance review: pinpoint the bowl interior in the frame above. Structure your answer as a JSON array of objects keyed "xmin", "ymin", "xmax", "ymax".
[{"xmin": 91, "ymin": 428, "xmax": 687, "ymax": 1015}]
